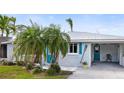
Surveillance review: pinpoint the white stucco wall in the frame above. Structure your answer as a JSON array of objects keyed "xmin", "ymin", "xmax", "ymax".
[
  {"xmin": 59, "ymin": 43, "xmax": 81, "ymax": 67},
  {"xmin": 7, "ymin": 43, "xmax": 13, "ymax": 61},
  {"xmin": 59, "ymin": 54, "xmax": 82, "ymax": 67},
  {"xmin": 119, "ymin": 44, "xmax": 124, "ymax": 66},
  {"xmin": 59, "ymin": 43, "xmax": 92, "ymax": 67},
  {"xmin": 100, "ymin": 44, "xmax": 119, "ymax": 62}
]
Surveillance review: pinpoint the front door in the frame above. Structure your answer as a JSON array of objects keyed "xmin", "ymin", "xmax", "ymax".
[{"xmin": 94, "ymin": 44, "xmax": 100, "ymax": 62}]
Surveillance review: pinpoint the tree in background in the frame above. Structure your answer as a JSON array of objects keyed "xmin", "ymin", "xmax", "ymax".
[
  {"xmin": 66, "ymin": 18, "xmax": 73, "ymax": 32},
  {"xmin": 0, "ymin": 15, "xmax": 16, "ymax": 37},
  {"xmin": 0, "ymin": 15, "xmax": 16, "ymax": 57}
]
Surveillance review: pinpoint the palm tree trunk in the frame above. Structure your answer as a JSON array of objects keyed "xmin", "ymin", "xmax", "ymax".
[
  {"xmin": 32, "ymin": 54, "xmax": 36, "ymax": 63},
  {"xmin": 55, "ymin": 52, "xmax": 59, "ymax": 64},
  {"xmin": 40, "ymin": 55, "xmax": 42, "ymax": 69}
]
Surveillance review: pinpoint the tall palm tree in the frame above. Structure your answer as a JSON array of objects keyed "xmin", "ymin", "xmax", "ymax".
[
  {"xmin": 0, "ymin": 15, "xmax": 16, "ymax": 37},
  {"xmin": 14, "ymin": 20, "xmax": 46, "ymax": 67},
  {"xmin": 0, "ymin": 15, "xmax": 16, "ymax": 58},
  {"xmin": 44, "ymin": 24, "xmax": 70, "ymax": 64},
  {"xmin": 66, "ymin": 18, "xmax": 73, "ymax": 32}
]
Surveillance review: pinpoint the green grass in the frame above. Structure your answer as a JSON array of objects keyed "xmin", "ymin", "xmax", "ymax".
[{"xmin": 0, "ymin": 66, "xmax": 72, "ymax": 79}]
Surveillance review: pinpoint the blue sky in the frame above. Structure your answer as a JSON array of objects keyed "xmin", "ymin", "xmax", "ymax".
[{"xmin": 6, "ymin": 14, "xmax": 124, "ymax": 36}]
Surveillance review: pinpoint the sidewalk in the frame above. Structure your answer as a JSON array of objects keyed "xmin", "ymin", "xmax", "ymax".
[{"xmin": 43, "ymin": 65, "xmax": 77, "ymax": 72}]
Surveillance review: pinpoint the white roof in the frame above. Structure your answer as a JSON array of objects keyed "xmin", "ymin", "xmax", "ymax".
[
  {"xmin": 68, "ymin": 32, "xmax": 124, "ymax": 43},
  {"xmin": 2, "ymin": 32, "xmax": 124, "ymax": 44}
]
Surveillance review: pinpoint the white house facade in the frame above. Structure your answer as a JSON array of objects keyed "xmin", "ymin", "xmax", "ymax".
[
  {"xmin": 2, "ymin": 32, "xmax": 124, "ymax": 67},
  {"xmin": 59, "ymin": 32, "xmax": 124, "ymax": 67}
]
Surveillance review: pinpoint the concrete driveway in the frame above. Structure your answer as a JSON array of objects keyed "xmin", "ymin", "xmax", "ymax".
[{"xmin": 68, "ymin": 62, "xmax": 124, "ymax": 79}]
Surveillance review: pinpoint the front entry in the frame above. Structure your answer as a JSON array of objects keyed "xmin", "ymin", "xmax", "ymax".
[{"xmin": 94, "ymin": 44, "xmax": 100, "ymax": 62}]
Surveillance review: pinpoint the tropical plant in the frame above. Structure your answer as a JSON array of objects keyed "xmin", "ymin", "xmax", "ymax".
[
  {"xmin": 26, "ymin": 62, "xmax": 34, "ymax": 70},
  {"xmin": 0, "ymin": 15, "xmax": 16, "ymax": 58},
  {"xmin": 47, "ymin": 67, "xmax": 56, "ymax": 76},
  {"xmin": 44, "ymin": 24, "xmax": 70, "ymax": 64},
  {"xmin": 32, "ymin": 66, "xmax": 42, "ymax": 74},
  {"xmin": 66, "ymin": 18, "xmax": 73, "ymax": 32},
  {"xmin": 83, "ymin": 62, "xmax": 88, "ymax": 65},
  {"xmin": 50, "ymin": 63, "xmax": 61, "ymax": 73},
  {"xmin": 0, "ymin": 15, "xmax": 16, "ymax": 37},
  {"xmin": 14, "ymin": 20, "xmax": 46, "ymax": 68}
]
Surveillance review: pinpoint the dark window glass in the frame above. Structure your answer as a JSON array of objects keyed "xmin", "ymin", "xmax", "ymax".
[
  {"xmin": 69, "ymin": 43, "xmax": 77, "ymax": 53},
  {"xmin": 0, "ymin": 44, "xmax": 7, "ymax": 58},
  {"xmin": 74, "ymin": 44, "xmax": 77, "ymax": 53}
]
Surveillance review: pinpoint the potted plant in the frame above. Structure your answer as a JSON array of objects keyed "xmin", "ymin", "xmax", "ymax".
[{"xmin": 82, "ymin": 62, "xmax": 88, "ymax": 69}]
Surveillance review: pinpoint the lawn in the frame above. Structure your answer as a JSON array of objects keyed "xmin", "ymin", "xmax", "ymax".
[{"xmin": 0, "ymin": 66, "xmax": 72, "ymax": 79}]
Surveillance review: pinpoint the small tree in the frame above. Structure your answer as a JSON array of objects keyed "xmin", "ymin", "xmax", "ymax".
[
  {"xmin": 14, "ymin": 20, "xmax": 46, "ymax": 68},
  {"xmin": 44, "ymin": 24, "xmax": 70, "ymax": 64}
]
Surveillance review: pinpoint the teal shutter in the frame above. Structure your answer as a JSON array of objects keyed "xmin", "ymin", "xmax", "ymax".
[
  {"xmin": 47, "ymin": 48, "xmax": 51, "ymax": 63},
  {"xmin": 47, "ymin": 48, "xmax": 55, "ymax": 63},
  {"xmin": 79, "ymin": 43, "xmax": 86, "ymax": 55},
  {"xmin": 79, "ymin": 43, "xmax": 82, "ymax": 54}
]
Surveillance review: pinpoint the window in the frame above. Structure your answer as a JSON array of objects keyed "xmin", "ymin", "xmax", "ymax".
[
  {"xmin": 69, "ymin": 43, "xmax": 78, "ymax": 53},
  {"xmin": 0, "ymin": 44, "xmax": 7, "ymax": 58}
]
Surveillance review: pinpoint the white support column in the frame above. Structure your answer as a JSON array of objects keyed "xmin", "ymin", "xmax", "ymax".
[
  {"xmin": 7, "ymin": 44, "xmax": 13, "ymax": 61},
  {"xmin": 88, "ymin": 43, "xmax": 92, "ymax": 67},
  {"xmin": 119, "ymin": 44, "xmax": 124, "ymax": 66}
]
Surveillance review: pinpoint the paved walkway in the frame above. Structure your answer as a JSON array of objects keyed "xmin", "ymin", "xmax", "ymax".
[
  {"xmin": 43, "ymin": 65, "xmax": 78, "ymax": 72},
  {"xmin": 68, "ymin": 62, "xmax": 124, "ymax": 79}
]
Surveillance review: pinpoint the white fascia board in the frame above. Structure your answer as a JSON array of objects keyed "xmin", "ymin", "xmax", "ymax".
[{"xmin": 70, "ymin": 39, "xmax": 124, "ymax": 43}]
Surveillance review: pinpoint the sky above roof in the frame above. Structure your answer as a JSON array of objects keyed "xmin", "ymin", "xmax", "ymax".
[{"xmin": 6, "ymin": 14, "xmax": 124, "ymax": 36}]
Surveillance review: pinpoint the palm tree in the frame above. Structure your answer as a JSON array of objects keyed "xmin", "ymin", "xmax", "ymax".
[
  {"xmin": 14, "ymin": 20, "xmax": 46, "ymax": 67},
  {"xmin": 0, "ymin": 15, "xmax": 16, "ymax": 37},
  {"xmin": 66, "ymin": 18, "xmax": 73, "ymax": 32},
  {"xmin": 44, "ymin": 24, "xmax": 70, "ymax": 64},
  {"xmin": 0, "ymin": 15, "xmax": 16, "ymax": 58}
]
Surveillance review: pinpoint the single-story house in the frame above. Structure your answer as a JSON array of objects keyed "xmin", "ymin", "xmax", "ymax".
[{"xmin": 2, "ymin": 32, "xmax": 124, "ymax": 67}]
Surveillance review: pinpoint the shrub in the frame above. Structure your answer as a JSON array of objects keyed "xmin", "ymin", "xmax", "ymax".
[
  {"xmin": 32, "ymin": 67, "xmax": 42, "ymax": 74},
  {"xmin": 47, "ymin": 63, "xmax": 61, "ymax": 76},
  {"xmin": 47, "ymin": 68, "xmax": 56, "ymax": 76},
  {"xmin": 1, "ymin": 60, "xmax": 16, "ymax": 66},
  {"xmin": 83, "ymin": 62, "xmax": 88, "ymax": 65},
  {"xmin": 50, "ymin": 63, "xmax": 61, "ymax": 73},
  {"xmin": 7, "ymin": 62, "xmax": 16, "ymax": 66},
  {"xmin": 26, "ymin": 63, "xmax": 34, "ymax": 70},
  {"xmin": 1, "ymin": 61, "xmax": 8, "ymax": 65},
  {"xmin": 16, "ymin": 61, "xmax": 26, "ymax": 66}
]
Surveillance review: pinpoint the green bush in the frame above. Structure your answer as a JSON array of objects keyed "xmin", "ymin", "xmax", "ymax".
[
  {"xmin": 26, "ymin": 63, "xmax": 34, "ymax": 70},
  {"xmin": 47, "ymin": 63, "xmax": 61, "ymax": 76},
  {"xmin": 1, "ymin": 61, "xmax": 8, "ymax": 65},
  {"xmin": 50, "ymin": 63, "xmax": 61, "ymax": 73},
  {"xmin": 1, "ymin": 60, "xmax": 16, "ymax": 66},
  {"xmin": 47, "ymin": 68, "xmax": 56, "ymax": 76},
  {"xmin": 32, "ymin": 67, "xmax": 42, "ymax": 74},
  {"xmin": 16, "ymin": 61, "xmax": 26, "ymax": 66},
  {"xmin": 7, "ymin": 62, "xmax": 16, "ymax": 66},
  {"xmin": 83, "ymin": 62, "xmax": 88, "ymax": 65}
]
